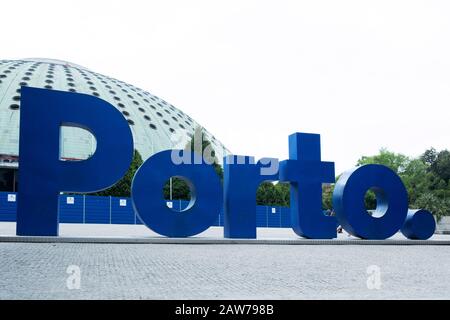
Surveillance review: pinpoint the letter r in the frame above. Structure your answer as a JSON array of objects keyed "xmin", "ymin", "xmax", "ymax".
[{"xmin": 16, "ymin": 87, "xmax": 134, "ymax": 236}]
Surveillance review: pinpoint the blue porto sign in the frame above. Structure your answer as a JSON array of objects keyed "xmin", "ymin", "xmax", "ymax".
[{"xmin": 16, "ymin": 87, "xmax": 436, "ymax": 240}]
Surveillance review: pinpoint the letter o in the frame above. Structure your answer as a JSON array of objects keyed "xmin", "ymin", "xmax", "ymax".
[
  {"xmin": 332, "ymin": 164, "xmax": 408, "ymax": 240},
  {"xmin": 131, "ymin": 150, "xmax": 222, "ymax": 237}
]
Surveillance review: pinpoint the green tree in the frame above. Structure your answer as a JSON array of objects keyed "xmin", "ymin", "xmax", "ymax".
[
  {"xmin": 356, "ymin": 149, "xmax": 410, "ymax": 209},
  {"xmin": 93, "ymin": 149, "xmax": 143, "ymax": 197},
  {"xmin": 256, "ymin": 182, "xmax": 290, "ymax": 207},
  {"xmin": 163, "ymin": 177, "xmax": 191, "ymax": 200},
  {"xmin": 357, "ymin": 148, "xmax": 410, "ymax": 174},
  {"xmin": 401, "ymin": 159, "xmax": 434, "ymax": 203},
  {"xmin": 421, "ymin": 148, "xmax": 450, "ymax": 184},
  {"xmin": 322, "ymin": 184, "xmax": 334, "ymax": 210},
  {"xmin": 414, "ymin": 193, "xmax": 450, "ymax": 223},
  {"xmin": 431, "ymin": 150, "xmax": 450, "ymax": 183},
  {"xmin": 418, "ymin": 148, "xmax": 450, "ymax": 205},
  {"xmin": 256, "ymin": 182, "xmax": 277, "ymax": 206},
  {"xmin": 356, "ymin": 147, "xmax": 450, "ymax": 220},
  {"xmin": 275, "ymin": 182, "xmax": 290, "ymax": 207},
  {"xmin": 421, "ymin": 148, "xmax": 438, "ymax": 166}
]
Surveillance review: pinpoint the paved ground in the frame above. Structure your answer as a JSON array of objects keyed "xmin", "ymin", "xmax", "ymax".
[
  {"xmin": 0, "ymin": 222, "xmax": 449, "ymax": 240},
  {"xmin": 1, "ymin": 223, "xmax": 450, "ymax": 299}
]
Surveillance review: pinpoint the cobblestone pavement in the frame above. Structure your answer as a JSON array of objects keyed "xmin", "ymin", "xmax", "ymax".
[{"xmin": 1, "ymin": 242, "xmax": 450, "ymax": 299}]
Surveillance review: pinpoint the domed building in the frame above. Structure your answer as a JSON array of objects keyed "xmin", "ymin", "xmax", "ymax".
[{"xmin": 0, "ymin": 58, "xmax": 229, "ymax": 191}]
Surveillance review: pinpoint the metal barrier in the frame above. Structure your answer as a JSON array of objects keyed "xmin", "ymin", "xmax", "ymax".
[{"xmin": 0, "ymin": 192, "xmax": 291, "ymax": 228}]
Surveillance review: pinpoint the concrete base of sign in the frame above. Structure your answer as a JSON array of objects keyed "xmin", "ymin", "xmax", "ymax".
[
  {"xmin": 0, "ymin": 222, "xmax": 450, "ymax": 245},
  {"xmin": 1, "ymin": 236, "xmax": 450, "ymax": 245}
]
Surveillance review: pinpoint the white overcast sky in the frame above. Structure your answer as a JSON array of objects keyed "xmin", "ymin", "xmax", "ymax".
[{"xmin": 3, "ymin": 0, "xmax": 449, "ymax": 174}]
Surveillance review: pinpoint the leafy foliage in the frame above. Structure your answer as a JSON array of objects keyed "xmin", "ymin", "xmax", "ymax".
[
  {"xmin": 163, "ymin": 177, "xmax": 191, "ymax": 200},
  {"xmin": 356, "ymin": 147, "xmax": 450, "ymax": 220},
  {"xmin": 357, "ymin": 148, "xmax": 410, "ymax": 174},
  {"xmin": 414, "ymin": 192, "xmax": 450, "ymax": 222},
  {"xmin": 256, "ymin": 182, "xmax": 290, "ymax": 207},
  {"xmin": 322, "ymin": 184, "xmax": 334, "ymax": 210}
]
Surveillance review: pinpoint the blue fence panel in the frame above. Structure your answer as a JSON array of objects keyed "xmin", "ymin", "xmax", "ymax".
[
  {"xmin": 267, "ymin": 206, "xmax": 281, "ymax": 228},
  {"xmin": 59, "ymin": 194, "xmax": 84, "ymax": 223},
  {"xmin": 0, "ymin": 192, "xmax": 17, "ymax": 222},
  {"xmin": 165, "ymin": 200, "xmax": 179, "ymax": 212},
  {"xmin": 0, "ymin": 192, "xmax": 293, "ymax": 228},
  {"xmin": 165, "ymin": 200, "xmax": 186, "ymax": 212},
  {"xmin": 85, "ymin": 195, "xmax": 110, "ymax": 224},
  {"xmin": 280, "ymin": 207, "xmax": 291, "ymax": 228},
  {"xmin": 111, "ymin": 197, "xmax": 135, "ymax": 224}
]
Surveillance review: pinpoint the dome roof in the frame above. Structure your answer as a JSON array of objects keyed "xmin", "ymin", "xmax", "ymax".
[{"xmin": 0, "ymin": 58, "xmax": 228, "ymax": 166}]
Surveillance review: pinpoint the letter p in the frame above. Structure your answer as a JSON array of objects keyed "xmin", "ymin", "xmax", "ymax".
[{"xmin": 17, "ymin": 87, "xmax": 133, "ymax": 236}]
